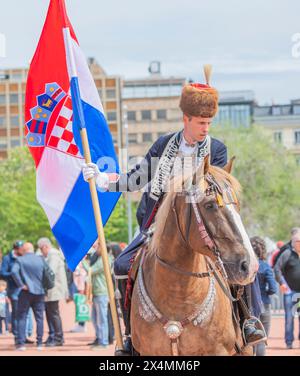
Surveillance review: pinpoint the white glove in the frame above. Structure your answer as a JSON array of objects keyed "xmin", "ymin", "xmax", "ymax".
[{"xmin": 82, "ymin": 163, "xmax": 109, "ymax": 190}]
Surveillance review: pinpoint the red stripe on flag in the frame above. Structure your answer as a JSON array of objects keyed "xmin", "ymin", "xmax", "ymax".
[
  {"xmin": 52, "ymin": 88, "xmax": 63, "ymax": 99},
  {"xmin": 38, "ymin": 122, "xmax": 45, "ymax": 134}
]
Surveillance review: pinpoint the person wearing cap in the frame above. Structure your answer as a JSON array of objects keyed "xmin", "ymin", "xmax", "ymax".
[
  {"xmin": 0, "ymin": 241, "xmax": 25, "ymax": 340},
  {"xmin": 274, "ymin": 229, "xmax": 300, "ymax": 349},
  {"xmin": 82, "ymin": 66, "xmax": 263, "ymax": 353}
]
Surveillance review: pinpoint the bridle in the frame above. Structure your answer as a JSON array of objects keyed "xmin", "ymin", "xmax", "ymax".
[{"xmin": 154, "ymin": 174, "xmax": 241, "ymax": 302}]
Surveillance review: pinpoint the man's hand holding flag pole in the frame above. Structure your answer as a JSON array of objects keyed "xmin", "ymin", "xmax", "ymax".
[{"xmin": 25, "ymin": 0, "xmax": 123, "ymax": 350}]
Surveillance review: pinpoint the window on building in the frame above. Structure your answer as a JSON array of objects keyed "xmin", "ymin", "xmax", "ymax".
[
  {"xmin": 295, "ymin": 131, "xmax": 300, "ymax": 145},
  {"xmin": 272, "ymin": 106, "xmax": 281, "ymax": 116},
  {"xmin": 11, "ymin": 73, "xmax": 22, "ymax": 80},
  {"xmin": 142, "ymin": 133, "xmax": 152, "ymax": 142},
  {"xmin": 141, "ymin": 110, "xmax": 151, "ymax": 121},
  {"xmin": 127, "ymin": 111, "xmax": 136, "ymax": 121},
  {"xmin": 106, "ymin": 89, "xmax": 116, "ymax": 99},
  {"xmin": 0, "ymin": 117, "xmax": 5, "ymax": 127},
  {"xmin": 128, "ymin": 133, "xmax": 138, "ymax": 144},
  {"xmin": 293, "ymin": 105, "xmax": 300, "ymax": 115},
  {"xmin": 0, "ymin": 142, "xmax": 7, "ymax": 150},
  {"xmin": 157, "ymin": 132, "xmax": 166, "ymax": 138},
  {"xmin": 9, "ymin": 94, "xmax": 18, "ymax": 104},
  {"xmin": 0, "ymin": 94, "xmax": 5, "ymax": 105},
  {"xmin": 107, "ymin": 112, "xmax": 117, "ymax": 122},
  {"xmin": 10, "ymin": 139, "xmax": 21, "ymax": 148},
  {"xmin": 157, "ymin": 109, "xmax": 167, "ymax": 120},
  {"xmin": 98, "ymin": 89, "xmax": 103, "ymax": 100},
  {"xmin": 273, "ymin": 131, "xmax": 282, "ymax": 143},
  {"xmin": 10, "ymin": 116, "xmax": 19, "ymax": 126}
]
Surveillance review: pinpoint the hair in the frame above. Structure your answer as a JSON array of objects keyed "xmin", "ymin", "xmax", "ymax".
[
  {"xmin": 0, "ymin": 280, "xmax": 7, "ymax": 289},
  {"xmin": 37, "ymin": 237, "xmax": 52, "ymax": 248},
  {"xmin": 291, "ymin": 227, "xmax": 300, "ymax": 236},
  {"xmin": 150, "ymin": 165, "xmax": 241, "ymax": 252},
  {"xmin": 250, "ymin": 236, "xmax": 267, "ymax": 260},
  {"xmin": 179, "ymin": 85, "xmax": 219, "ymax": 118}
]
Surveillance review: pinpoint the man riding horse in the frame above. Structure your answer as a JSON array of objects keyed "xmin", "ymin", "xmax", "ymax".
[{"xmin": 82, "ymin": 65, "xmax": 265, "ymax": 354}]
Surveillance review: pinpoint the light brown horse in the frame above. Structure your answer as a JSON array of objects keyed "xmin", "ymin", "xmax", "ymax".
[{"xmin": 130, "ymin": 156, "xmax": 258, "ymax": 356}]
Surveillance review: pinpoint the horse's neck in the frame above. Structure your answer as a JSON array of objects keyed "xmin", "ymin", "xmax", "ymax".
[{"xmin": 144, "ymin": 234, "xmax": 210, "ymax": 318}]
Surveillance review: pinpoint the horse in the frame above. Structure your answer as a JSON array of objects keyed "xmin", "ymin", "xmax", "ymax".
[{"xmin": 130, "ymin": 156, "xmax": 258, "ymax": 356}]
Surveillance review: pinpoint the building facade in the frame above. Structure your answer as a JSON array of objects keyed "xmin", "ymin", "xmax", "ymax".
[
  {"xmin": 254, "ymin": 100, "xmax": 300, "ymax": 163},
  {"xmin": 0, "ymin": 59, "xmax": 122, "ymax": 159},
  {"xmin": 122, "ymin": 74, "xmax": 186, "ymax": 164}
]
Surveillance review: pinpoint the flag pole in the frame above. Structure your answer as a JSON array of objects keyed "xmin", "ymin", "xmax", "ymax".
[{"xmin": 80, "ymin": 128, "xmax": 124, "ymax": 351}]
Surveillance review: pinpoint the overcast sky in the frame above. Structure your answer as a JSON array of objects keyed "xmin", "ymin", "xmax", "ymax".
[{"xmin": 1, "ymin": 0, "xmax": 300, "ymax": 104}]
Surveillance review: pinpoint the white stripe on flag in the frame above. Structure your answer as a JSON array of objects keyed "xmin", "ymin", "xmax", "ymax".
[{"xmin": 36, "ymin": 147, "xmax": 82, "ymax": 227}]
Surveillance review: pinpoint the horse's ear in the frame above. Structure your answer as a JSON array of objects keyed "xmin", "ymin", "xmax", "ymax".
[
  {"xmin": 203, "ymin": 154, "xmax": 210, "ymax": 175},
  {"xmin": 223, "ymin": 156, "xmax": 236, "ymax": 174},
  {"xmin": 192, "ymin": 156, "xmax": 209, "ymax": 192}
]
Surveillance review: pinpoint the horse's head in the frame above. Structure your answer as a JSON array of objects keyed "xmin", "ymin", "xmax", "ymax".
[{"xmin": 170, "ymin": 155, "xmax": 258, "ymax": 286}]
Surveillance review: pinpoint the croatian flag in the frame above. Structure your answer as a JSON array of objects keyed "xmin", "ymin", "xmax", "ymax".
[{"xmin": 25, "ymin": 0, "xmax": 121, "ymax": 270}]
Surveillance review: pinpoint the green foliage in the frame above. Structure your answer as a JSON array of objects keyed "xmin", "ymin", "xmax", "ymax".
[
  {"xmin": 0, "ymin": 147, "xmax": 54, "ymax": 253},
  {"xmin": 0, "ymin": 147, "xmax": 136, "ymax": 254},
  {"xmin": 104, "ymin": 196, "xmax": 137, "ymax": 243},
  {"xmin": 211, "ymin": 124, "xmax": 300, "ymax": 240}
]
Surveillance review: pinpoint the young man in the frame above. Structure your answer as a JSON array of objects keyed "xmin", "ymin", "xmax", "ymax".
[{"xmin": 82, "ymin": 67, "xmax": 264, "ymax": 352}]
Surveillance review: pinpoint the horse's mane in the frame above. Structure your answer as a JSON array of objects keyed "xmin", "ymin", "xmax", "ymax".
[{"xmin": 149, "ymin": 165, "xmax": 241, "ymax": 252}]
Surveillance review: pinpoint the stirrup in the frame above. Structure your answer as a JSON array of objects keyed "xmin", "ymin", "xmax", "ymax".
[
  {"xmin": 242, "ymin": 316, "xmax": 267, "ymax": 346},
  {"xmin": 114, "ymin": 336, "xmax": 132, "ymax": 356}
]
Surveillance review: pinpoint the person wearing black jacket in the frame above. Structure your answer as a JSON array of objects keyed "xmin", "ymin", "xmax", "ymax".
[{"xmin": 274, "ymin": 230, "xmax": 300, "ymax": 349}]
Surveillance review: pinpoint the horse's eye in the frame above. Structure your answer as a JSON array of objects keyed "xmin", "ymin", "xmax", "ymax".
[{"xmin": 205, "ymin": 202, "xmax": 216, "ymax": 210}]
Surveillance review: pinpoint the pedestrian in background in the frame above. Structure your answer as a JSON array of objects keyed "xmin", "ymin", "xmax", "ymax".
[
  {"xmin": 11, "ymin": 242, "xmax": 45, "ymax": 351},
  {"xmin": 83, "ymin": 242, "xmax": 110, "ymax": 349},
  {"xmin": 251, "ymin": 236, "xmax": 277, "ymax": 356},
  {"xmin": 274, "ymin": 229, "xmax": 300, "ymax": 349},
  {"xmin": 0, "ymin": 280, "xmax": 9, "ymax": 335},
  {"xmin": 38, "ymin": 238, "xmax": 69, "ymax": 347},
  {"xmin": 0, "ymin": 241, "xmax": 24, "ymax": 341}
]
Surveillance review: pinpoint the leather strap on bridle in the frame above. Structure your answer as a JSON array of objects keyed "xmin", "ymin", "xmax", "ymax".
[{"xmin": 155, "ymin": 252, "xmax": 211, "ymax": 279}]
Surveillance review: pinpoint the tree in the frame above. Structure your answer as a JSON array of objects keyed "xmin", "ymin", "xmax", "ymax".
[
  {"xmin": 211, "ymin": 124, "xmax": 300, "ymax": 240},
  {"xmin": 0, "ymin": 147, "xmax": 137, "ymax": 253},
  {"xmin": 0, "ymin": 147, "xmax": 54, "ymax": 252}
]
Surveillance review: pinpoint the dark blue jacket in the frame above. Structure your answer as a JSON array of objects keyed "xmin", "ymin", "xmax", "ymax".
[
  {"xmin": 126, "ymin": 132, "xmax": 227, "ymax": 229},
  {"xmin": 0, "ymin": 251, "xmax": 22, "ymax": 300},
  {"xmin": 11, "ymin": 253, "xmax": 45, "ymax": 296},
  {"xmin": 257, "ymin": 260, "xmax": 277, "ymax": 305}
]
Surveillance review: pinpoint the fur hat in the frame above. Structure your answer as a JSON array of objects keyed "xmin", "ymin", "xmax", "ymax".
[{"xmin": 179, "ymin": 65, "xmax": 219, "ymax": 118}]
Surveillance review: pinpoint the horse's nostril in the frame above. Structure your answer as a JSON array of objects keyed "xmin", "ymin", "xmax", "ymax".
[{"xmin": 240, "ymin": 260, "xmax": 249, "ymax": 274}]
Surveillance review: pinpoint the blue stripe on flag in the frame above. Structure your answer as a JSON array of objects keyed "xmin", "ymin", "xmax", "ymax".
[
  {"xmin": 52, "ymin": 174, "xmax": 121, "ymax": 271},
  {"xmin": 54, "ymin": 100, "xmax": 120, "ymax": 270},
  {"xmin": 70, "ymin": 77, "xmax": 86, "ymax": 129}
]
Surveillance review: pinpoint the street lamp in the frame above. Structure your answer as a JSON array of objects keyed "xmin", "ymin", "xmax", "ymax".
[{"xmin": 123, "ymin": 105, "xmax": 133, "ymax": 243}]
